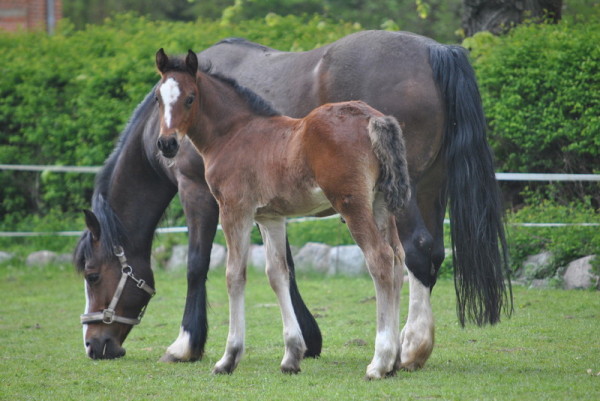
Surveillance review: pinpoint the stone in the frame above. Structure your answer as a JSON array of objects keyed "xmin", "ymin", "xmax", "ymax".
[
  {"xmin": 563, "ymin": 255, "xmax": 598, "ymax": 290},
  {"xmin": 26, "ymin": 250, "xmax": 58, "ymax": 267},
  {"xmin": 529, "ymin": 278, "xmax": 550, "ymax": 289},
  {"xmin": 0, "ymin": 251, "xmax": 14, "ymax": 263},
  {"xmin": 329, "ymin": 245, "xmax": 367, "ymax": 276},
  {"xmin": 295, "ymin": 242, "xmax": 332, "ymax": 274},
  {"xmin": 521, "ymin": 251, "xmax": 554, "ymax": 279},
  {"xmin": 248, "ymin": 244, "xmax": 266, "ymax": 272},
  {"xmin": 209, "ymin": 244, "xmax": 227, "ymax": 270},
  {"xmin": 56, "ymin": 253, "xmax": 73, "ymax": 265},
  {"xmin": 166, "ymin": 245, "xmax": 188, "ymax": 271}
]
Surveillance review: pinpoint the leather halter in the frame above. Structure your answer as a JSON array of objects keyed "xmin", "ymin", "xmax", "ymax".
[{"xmin": 80, "ymin": 246, "xmax": 156, "ymax": 326}]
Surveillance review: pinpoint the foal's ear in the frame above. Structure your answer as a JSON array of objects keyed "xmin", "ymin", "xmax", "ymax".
[
  {"xmin": 185, "ymin": 49, "xmax": 198, "ymax": 77},
  {"xmin": 156, "ymin": 48, "xmax": 168, "ymax": 74},
  {"xmin": 83, "ymin": 209, "xmax": 101, "ymax": 242}
]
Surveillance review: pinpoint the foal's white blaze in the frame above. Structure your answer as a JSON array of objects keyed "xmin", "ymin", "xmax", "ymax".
[
  {"xmin": 83, "ymin": 282, "xmax": 90, "ymax": 350},
  {"xmin": 400, "ymin": 270, "xmax": 434, "ymax": 370},
  {"xmin": 165, "ymin": 326, "xmax": 193, "ymax": 360},
  {"xmin": 159, "ymin": 77, "xmax": 181, "ymax": 128}
]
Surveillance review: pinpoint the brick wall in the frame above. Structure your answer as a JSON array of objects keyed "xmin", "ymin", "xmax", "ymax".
[{"xmin": 0, "ymin": 0, "xmax": 62, "ymax": 33}]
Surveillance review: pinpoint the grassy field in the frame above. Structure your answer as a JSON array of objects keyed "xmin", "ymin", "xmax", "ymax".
[{"xmin": 1, "ymin": 261, "xmax": 599, "ymax": 401}]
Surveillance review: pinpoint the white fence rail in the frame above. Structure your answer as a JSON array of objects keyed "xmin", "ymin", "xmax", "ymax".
[{"xmin": 0, "ymin": 165, "xmax": 598, "ymax": 237}]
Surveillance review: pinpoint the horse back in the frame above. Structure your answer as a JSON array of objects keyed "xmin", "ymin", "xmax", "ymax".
[{"xmin": 201, "ymin": 31, "xmax": 444, "ymax": 178}]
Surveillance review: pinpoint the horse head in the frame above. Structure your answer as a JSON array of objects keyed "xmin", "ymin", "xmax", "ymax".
[
  {"xmin": 75, "ymin": 210, "xmax": 155, "ymax": 359},
  {"xmin": 155, "ymin": 48, "xmax": 199, "ymax": 159}
]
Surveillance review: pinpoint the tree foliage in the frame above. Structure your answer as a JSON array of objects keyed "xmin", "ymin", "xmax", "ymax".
[
  {"xmin": 465, "ymin": 19, "xmax": 600, "ymax": 205},
  {"xmin": 0, "ymin": 14, "xmax": 360, "ymax": 223},
  {"xmin": 62, "ymin": 0, "xmax": 464, "ymax": 43}
]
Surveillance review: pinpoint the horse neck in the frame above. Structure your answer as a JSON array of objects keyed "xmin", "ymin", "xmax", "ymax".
[
  {"xmin": 101, "ymin": 115, "xmax": 176, "ymax": 256},
  {"xmin": 192, "ymin": 72, "xmax": 259, "ymax": 154}
]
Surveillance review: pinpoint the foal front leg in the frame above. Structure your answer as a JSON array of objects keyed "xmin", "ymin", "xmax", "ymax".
[
  {"xmin": 258, "ymin": 218, "xmax": 307, "ymax": 374},
  {"xmin": 213, "ymin": 213, "xmax": 254, "ymax": 375}
]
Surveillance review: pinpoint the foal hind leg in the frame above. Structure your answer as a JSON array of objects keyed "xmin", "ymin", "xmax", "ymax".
[
  {"xmin": 373, "ymin": 194, "xmax": 405, "ymax": 376},
  {"xmin": 213, "ymin": 211, "xmax": 254, "ymax": 375},
  {"xmin": 258, "ymin": 218, "xmax": 307, "ymax": 374},
  {"xmin": 340, "ymin": 200, "xmax": 401, "ymax": 379}
]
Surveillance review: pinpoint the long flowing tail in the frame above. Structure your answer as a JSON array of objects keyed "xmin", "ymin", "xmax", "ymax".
[
  {"xmin": 429, "ymin": 44, "xmax": 512, "ymax": 326},
  {"xmin": 367, "ymin": 115, "xmax": 411, "ymax": 216}
]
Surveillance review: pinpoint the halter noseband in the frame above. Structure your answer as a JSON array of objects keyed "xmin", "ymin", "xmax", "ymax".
[{"xmin": 80, "ymin": 246, "xmax": 156, "ymax": 326}]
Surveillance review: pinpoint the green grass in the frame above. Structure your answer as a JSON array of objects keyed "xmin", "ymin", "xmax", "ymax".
[{"xmin": 1, "ymin": 262, "xmax": 599, "ymax": 401}]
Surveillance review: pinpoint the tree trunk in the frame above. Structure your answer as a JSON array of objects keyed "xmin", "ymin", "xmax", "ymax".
[{"xmin": 462, "ymin": 0, "xmax": 562, "ymax": 37}]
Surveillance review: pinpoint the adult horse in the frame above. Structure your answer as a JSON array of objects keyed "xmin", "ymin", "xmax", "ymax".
[{"xmin": 75, "ymin": 30, "xmax": 511, "ymax": 369}]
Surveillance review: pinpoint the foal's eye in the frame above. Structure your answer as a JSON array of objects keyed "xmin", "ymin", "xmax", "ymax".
[
  {"xmin": 86, "ymin": 273, "xmax": 100, "ymax": 284},
  {"xmin": 185, "ymin": 95, "xmax": 195, "ymax": 107},
  {"xmin": 154, "ymin": 95, "xmax": 159, "ymax": 103}
]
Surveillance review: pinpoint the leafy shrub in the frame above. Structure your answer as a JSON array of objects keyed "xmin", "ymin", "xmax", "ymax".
[
  {"xmin": 0, "ymin": 14, "xmax": 360, "ymax": 227},
  {"xmin": 506, "ymin": 196, "xmax": 599, "ymax": 276},
  {"xmin": 464, "ymin": 21, "xmax": 600, "ymax": 205}
]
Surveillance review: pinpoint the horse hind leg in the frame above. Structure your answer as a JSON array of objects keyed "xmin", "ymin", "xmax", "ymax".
[{"xmin": 258, "ymin": 218, "xmax": 307, "ymax": 374}]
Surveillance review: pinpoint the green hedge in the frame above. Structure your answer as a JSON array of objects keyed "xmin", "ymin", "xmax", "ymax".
[
  {"xmin": 464, "ymin": 21, "xmax": 600, "ymax": 204},
  {"xmin": 0, "ymin": 14, "xmax": 360, "ymax": 224}
]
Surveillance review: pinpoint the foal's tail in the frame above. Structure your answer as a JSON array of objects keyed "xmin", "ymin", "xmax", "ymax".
[
  {"xmin": 429, "ymin": 43, "xmax": 512, "ymax": 326},
  {"xmin": 367, "ymin": 116, "xmax": 411, "ymax": 217}
]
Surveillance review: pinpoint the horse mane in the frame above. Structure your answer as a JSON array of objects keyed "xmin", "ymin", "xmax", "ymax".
[
  {"xmin": 74, "ymin": 90, "xmax": 157, "ymax": 272},
  {"xmin": 215, "ymin": 37, "xmax": 272, "ymax": 53}
]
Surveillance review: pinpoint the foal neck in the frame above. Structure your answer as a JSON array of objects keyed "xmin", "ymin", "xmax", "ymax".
[{"xmin": 193, "ymin": 71, "xmax": 280, "ymax": 153}]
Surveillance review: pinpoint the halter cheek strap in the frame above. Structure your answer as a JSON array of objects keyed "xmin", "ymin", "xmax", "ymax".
[{"xmin": 80, "ymin": 246, "xmax": 156, "ymax": 326}]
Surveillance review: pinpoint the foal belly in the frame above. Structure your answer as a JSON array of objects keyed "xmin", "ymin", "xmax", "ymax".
[{"xmin": 255, "ymin": 187, "xmax": 334, "ymax": 219}]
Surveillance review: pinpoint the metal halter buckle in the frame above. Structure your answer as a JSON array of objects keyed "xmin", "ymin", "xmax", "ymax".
[
  {"xmin": 102, "ymin": 309, "xmax": 115, "ymax": 324},
  {"xmin": 80, "ymin": 245, "xmax": 156, "ymax": 326}
]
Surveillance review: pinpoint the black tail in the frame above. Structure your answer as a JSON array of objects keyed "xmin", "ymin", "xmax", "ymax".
[
  {"xmin": 286, "ymin": 238, "xmax": 322, "ymax": 357},
  {"xmin": 429, "ymin": 44, "xmax": 512, "ymax": 326}
]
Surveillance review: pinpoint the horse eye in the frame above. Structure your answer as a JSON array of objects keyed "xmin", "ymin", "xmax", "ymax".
[
  {"xmin": 185, "ymin": 95, "xmax": 195, "ymax": 106},
  {"xmin": 86, "ymin": 273, "xmax": 100, "ymax": 284},
  {"xmin": 155, "ymin": 95, "xmax": 159, "ymax": 103}
]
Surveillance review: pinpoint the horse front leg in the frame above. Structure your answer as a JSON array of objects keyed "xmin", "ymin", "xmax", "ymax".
[
  {"xmin": 161, "ymin": 178, "xmax": 219, "ymax": 363},
  {"xmin": 258, "ymin": 218, "xmax": 307, "ymax": 374},
  {"xmin": 213, "ymin": 211, "xmax": 254, "ymax": 375},
  {"xmin": 395, "ymin": 187, "xmax": 436, "ymax": 371},
  {"xmin": 399, "ymin": 270, "xmax": 434, "ymax": 371}
]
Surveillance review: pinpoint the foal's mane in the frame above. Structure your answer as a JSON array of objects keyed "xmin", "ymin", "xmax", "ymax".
[
  {"xmin": 163, "ymin": 54, "xmax": 281, "ymax": 118},
  {"xmin": 208, "ymin": 71, "xmax": 281, "ymax": 117}
]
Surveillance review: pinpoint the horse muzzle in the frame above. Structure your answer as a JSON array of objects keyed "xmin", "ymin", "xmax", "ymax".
[
  {"xmin": 85, "ymin": 336, "xmax": 126, "ymax": 360},
  {"xmin": 157, "ymin": 134, "xmax": 180, "ymax": 158}
]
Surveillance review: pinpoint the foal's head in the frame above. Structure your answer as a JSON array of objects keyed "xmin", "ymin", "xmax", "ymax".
[{"xmin": 155, "ymin": 48, "xmax": 199, "ymax": 158}]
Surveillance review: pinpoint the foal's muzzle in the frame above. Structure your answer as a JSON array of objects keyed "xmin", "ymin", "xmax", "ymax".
[{"xmin": 157, "ymin": 135, "xmax": 179, "ymax": 158}]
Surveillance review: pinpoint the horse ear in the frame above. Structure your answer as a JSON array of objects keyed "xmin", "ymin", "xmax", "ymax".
[
  {"xmin": 156, "ymin": 48, "xmax": 168, "ymax": 74},
  {"xmin": 83, "ymin": 210, "xmax": 101, "ymax": 242},
  {"xmin": 185, "ymin": 49, "xmax": 198, "ymax": 76}
]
